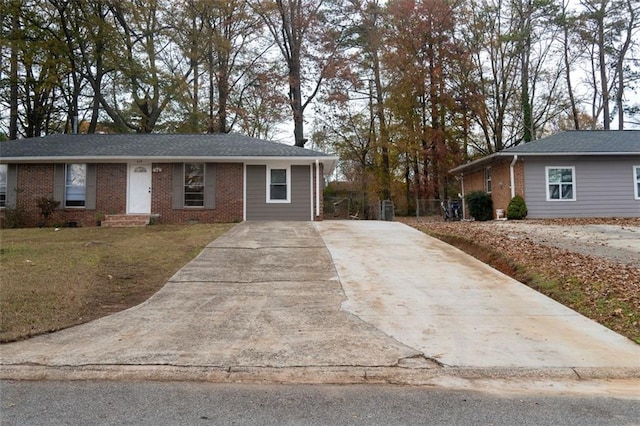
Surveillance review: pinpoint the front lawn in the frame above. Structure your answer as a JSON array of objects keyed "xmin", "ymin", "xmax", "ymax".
[{"xmin": 0, "ymin": 223, "xmax": 233, "ymax": 342}]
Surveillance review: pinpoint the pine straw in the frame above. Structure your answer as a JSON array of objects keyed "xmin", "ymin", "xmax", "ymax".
[{"xmin": 400, "ymin": 217, "xmax": 640, "ymax": 344}]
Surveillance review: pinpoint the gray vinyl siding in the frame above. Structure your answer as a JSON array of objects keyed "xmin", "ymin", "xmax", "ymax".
[
  {"xmin": 523, "ymin": 156, "xmax": 640, "ymax": 218},
  {"xmin": 246, "ymin": 164, "xmax": 311, "ymax": 221}
]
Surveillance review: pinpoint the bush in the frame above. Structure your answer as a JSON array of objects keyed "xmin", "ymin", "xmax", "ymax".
[
  {"xmin": 464, "ymin": 190, "xmax": 493, "ymax": 221},
  {"xmin": 2, "ymin": 207, "xmax": 27, "ymax": 228},
  {"xmin": 36, "ymin": 196, "xmax": 60, "ymax": 226},
  {"xmin": 507, "ymin": 195, "xmax": 528, "ymax": 220}
]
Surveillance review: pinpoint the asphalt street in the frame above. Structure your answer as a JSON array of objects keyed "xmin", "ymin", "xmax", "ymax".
[{"xmin": 2, "ymin": 381, "xmax": 639, "ymax": 426}]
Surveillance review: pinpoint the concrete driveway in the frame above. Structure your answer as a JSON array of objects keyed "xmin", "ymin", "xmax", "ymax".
[
  {"xmin": 317, "ymin": 221, "xmax": 640, "ymax": 370},
  {"xmin": 1, "ymin": 221, "xmax": 639, "ymax": 387}
]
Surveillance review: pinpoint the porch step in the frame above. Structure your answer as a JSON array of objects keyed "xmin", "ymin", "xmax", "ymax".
[{"xmin": 102, "ymin": 214, "xmax": 151, "ymax": 228}]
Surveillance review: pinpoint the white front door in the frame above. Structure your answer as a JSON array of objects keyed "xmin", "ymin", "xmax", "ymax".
[{"xmin": 127, "ymin": 163, "xmax": 152, "ymax": 214}]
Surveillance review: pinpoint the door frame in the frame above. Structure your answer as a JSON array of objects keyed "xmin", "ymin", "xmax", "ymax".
[{"xmin": 127, "ymin": 162, "xmax": 152, "ymax": 214}]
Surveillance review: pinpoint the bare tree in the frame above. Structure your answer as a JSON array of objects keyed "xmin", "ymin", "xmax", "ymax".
[
  {"xmin": 613, "ymin": 0, "xmax": 639, "ymax": 129},
  {"xmin": 253, "ymin": 0, "xmax": 350, "ymax": 146},
  {"xmin": 577, "ymin": 0, "xmax": 639, "ymax": 130}
]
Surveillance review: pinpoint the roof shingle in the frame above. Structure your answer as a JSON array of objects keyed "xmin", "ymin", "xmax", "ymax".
[
  {"xmin": 451, "ymin": 130, "xmax": 640, "ymax": 174},
  {"xmin": 503, "ymin": 130, "xmax": 640, "ymax": 154},
  {"xmin": 0, "ymin": 133, "xmax": 335, "ymax": 160}
]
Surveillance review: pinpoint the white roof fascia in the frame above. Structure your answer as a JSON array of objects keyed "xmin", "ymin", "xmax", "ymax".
[
  {"xmin": 0, "ymin": 155, "xmax": 340, "ymax": 175},
  {"xmin": 0, "ymin": 155, "xmax": 338, "ymax": 163}
]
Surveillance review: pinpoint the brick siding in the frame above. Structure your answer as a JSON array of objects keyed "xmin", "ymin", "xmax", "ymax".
[
  {"xmin": 461, "ymin": 158, "xmax": 525, "ymax": 219},
  {"xmin": 14, "ymin": 164, "xmax": 56, "ymax": 226},
  {"xmin": 1, "ymin": 162, "xmax": 245, "ymax": 227},
  {"xmin": 151, "ymin": 162, "xmax": 244, "ymax": 224},
  {"xmin": 96, "ymin": 164, "xmax": 127, "ymax": 216}
]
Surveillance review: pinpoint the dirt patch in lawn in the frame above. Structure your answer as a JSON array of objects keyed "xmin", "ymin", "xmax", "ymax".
[
  {"xmin": 0, "ymin": 223, "xmax": 234, "ymax": 342},
  {"xmin": 400, "ymin": 217, "xmax": 640, "ymax": 344}
]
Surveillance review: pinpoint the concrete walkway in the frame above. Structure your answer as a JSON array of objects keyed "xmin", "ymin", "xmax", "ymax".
[{"xmin": 1, "ymin": 221, "xmax": 639, "ymax": 390}]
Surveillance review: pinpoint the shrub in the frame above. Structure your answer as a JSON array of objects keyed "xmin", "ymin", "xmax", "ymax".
[
  {"xmin": 507, "ymin": 195, "xmax": 528, "ymax": 220},
  {"xmin": 464, "ymin": 190, "xmax": 493, "ymax": 221},
  {"xmin": 36, "ymin": 196, "xmax": 60, "ymax": 226},
  {"xmin": 2, "ymin": 207, "xmax": 27, "ymax": 228}
]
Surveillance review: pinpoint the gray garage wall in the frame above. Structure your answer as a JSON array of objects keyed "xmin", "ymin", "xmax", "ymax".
[
  {"xmin": 245, "ymin": 164, "xmax": 311, "ymax": 220},
  {"xmin": 523, "ymin": 156, "xmax": 640, "ymax": 218}
]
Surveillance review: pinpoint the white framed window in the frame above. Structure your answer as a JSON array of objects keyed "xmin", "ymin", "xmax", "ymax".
[
  {"xmin": 634, "ymin": 166, "xmax": 640, "ymax": 200},
  {"xmin": 0, "ymin": 164, "xmax": 7, "ymax": 208},
  {"xmin": 184, "ymin": 163, "xmax": 205, "ymax": 207},
  {"xmin": 485, "ymin": 167, "xmax": 492, "ymax": 193},
  {"xmin": 546, "ymin": 166, "xmax": 575, "ymax": 201},
  {"xmin": 267, "ymin": 165, "xmax": 290, "ymax": 203},
  {"xmin": 65, "ymin": 163, "xmax": 87, "ymax": 207}
]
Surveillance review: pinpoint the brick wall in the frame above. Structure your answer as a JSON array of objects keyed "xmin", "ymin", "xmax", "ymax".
[
  {"xmin": 96, "ymin": 164, "xmax": 127, "ymax": 215},
  {"xmin": 2, "ymin": 163, "xmax": 129, "ymax": 227},
  {"xmin": 14, "ymin": 164, "xmax": 55, "ymax": 226},
  {"xmin": 461, "ymin": 157, "xmax": 525, "ymax": 219},
  {"xmin": 490, "ymin": 160, "xmax": 512, "ymax": 214},
  {"xmin": 1, "ymin": 162, "xmax": 245, "ymax": 227},
  {"xmin": 151, "ymin": 162, "xmax": 244, "ymax": 224}
]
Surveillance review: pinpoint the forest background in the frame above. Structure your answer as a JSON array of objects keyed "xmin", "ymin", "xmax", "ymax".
[{"xmin": 1, "ymin": 0, "xmax": 639, "ymax": 215}]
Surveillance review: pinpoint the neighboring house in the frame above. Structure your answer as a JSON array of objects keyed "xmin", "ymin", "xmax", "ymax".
[
  {"xmin": 450, "ymin": 130, "xmax": 640, "ymax": 219},
  {"xmin": 0, "ymin": 133, "xmax": 337, "ymax": 227}
]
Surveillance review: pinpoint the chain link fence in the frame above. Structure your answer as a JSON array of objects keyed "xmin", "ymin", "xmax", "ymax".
[
  {"xmin": 414, "ymin": 199, "xmax": 442, "ymax": 217},
  {"xmin": 326, "ymin": 197, "xmax": 459, "ymax": 220}
]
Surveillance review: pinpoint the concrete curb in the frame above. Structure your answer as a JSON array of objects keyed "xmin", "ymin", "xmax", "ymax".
[{"xmin": 3, "ymin": 364, "xmax": 640, "ymax": 384}]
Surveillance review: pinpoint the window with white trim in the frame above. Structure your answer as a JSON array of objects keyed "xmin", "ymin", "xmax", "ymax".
[
  {"xmin": 0, "ymin": 164, "xmax": 7, "ymax": 208},
  {"xmin": 485, "ymin": 167, "xmax": 492, "ymax": 193},
  {"xmin": 65, "ymin": 163, "xmax": 87, "ymax": 207},
  {"xmin": 546, "ymin": 166, "xmax": 575, "ymax": 201},
  {"xmin": 267, "ymin": 166, "xmax": 290, "ymax": 202},
  {"xmin": 184, "ymin": 163, "xmax": 205, "ymax": 207},
  {"xmin": 634, "ymin": 166, "xmax": 640, "ymax": 200}
]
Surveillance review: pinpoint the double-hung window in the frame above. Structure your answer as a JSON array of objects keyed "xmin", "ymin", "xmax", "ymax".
[
  {"xmin": 485, "ymin": 167, "xmax": 492, "ymax": 193},
  {"xmin": 634, "ymin": 166, "xmax": 640, "ymax": 200},
  {"xmin": 0, "ymin": 164, "xmax": 7, "ymax": 208},
  {"xmin": 546, "ymin": 166, "xmax": 575, "ymax": 201},
  {"xmin": 65, "ymin": 163, "xmax": 87, "ymax": 207},
  {"xmin": 267, "ymin": 166, "xmax": 290, "ymax": 202},
  {"xmin": 184, "ymin": 163, "xmax": 205, "ymax": 207}
]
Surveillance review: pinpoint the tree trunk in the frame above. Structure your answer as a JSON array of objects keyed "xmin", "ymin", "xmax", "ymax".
[
  {"xmin": 615, "ymin": 0, "xmax": 636, "ymax": 130},
  {"xmin": 596, "ymin": 4, "xmax": 610, "ymax": 129},
  {"xmin": 9, "ymin": 2, "xmax": 19, "ymax": 140},
  {"xmin": 208, "ymin": 44, "xmax": 216, "ymax": 133},
  {"xmin": 372, "ymin": 55, "xmax": 391, "ymax": 200},
  {"xmin": 191, "ymin": 14, "xmax": 200, "ymax": 132},
  {"xmin": 216, "ymin": 63, "xmax": 229, "ymax": 133},
  {"xmin": 563, "ymin": 9, "xmax": 580, "ymax": 130},
  {"xmin": 290, "ymin": 53, "xmax": 306, "ymax": 146}
]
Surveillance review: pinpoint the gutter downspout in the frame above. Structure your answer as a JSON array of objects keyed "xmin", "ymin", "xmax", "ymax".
[
  {"xmin": 315, "ymin": 159, "xmax": 320, "ymax": 218},
  {"xmin": 509, "ymin": 155, "xmax": 518, "ymax": 199},
  {"xmin": 460, "ymin": 173, "xmax": 465, "ymax": 219}
]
